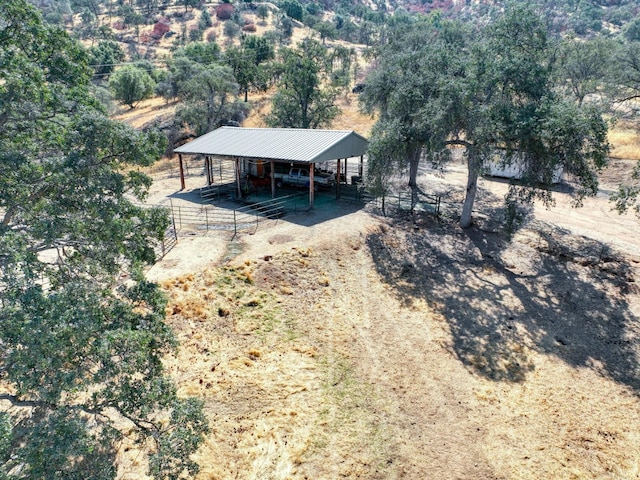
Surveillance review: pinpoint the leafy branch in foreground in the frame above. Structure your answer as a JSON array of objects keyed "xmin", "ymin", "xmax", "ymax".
[
  {"xmin": 610, "ymin": 161, "xmax": 640, "ymax": 217},
  {"xmin": 0, "ymin": 1, "xmax": 208, "ymax": 478}
]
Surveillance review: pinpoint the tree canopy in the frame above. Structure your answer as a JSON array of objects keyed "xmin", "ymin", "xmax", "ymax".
[
  {"xmin": 109, "ymin": 64, "xmax": 156, "ymax": 108},
  {"xmin": 361, "ymin": 7, "xmax": 610, "ymax": 229},
  {"xmin": 0, "ymin": 1, "xmax": 208, "ymax": 478},
  {"xmin": 266, "ymin": 38, "xmax": 340, "ymax": 129},
  {"xmin": 175, "ymin": 63, "xmax": 246, "ymax": 135}
]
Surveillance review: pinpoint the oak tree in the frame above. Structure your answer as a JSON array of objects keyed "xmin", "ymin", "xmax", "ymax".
[
  {"xmin": 266, "ymin": 38, "xmax": 340, "ymax": 129},
  {"xmin": 0, "ymin": 1, "xmax": 208, "ymax": 478},
  {"xmin": 362, "ymin": 8, "xmax": 609, "ymax": 229}
]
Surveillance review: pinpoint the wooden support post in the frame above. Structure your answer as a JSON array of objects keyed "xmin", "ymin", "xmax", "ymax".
[
  {"xmin": 359, "ymin": 155, "xmax": 364, "ymax": 177},
  {"xmin": 270, "ymin": 160, "xmax": 276, "ymax": 198},
  {"xmin": 336, "ymin": 158, "xmax": 341, "ymax": 199},
  {"xmin": 235, "ymin": 158, "xmax": 242, "ymax": 199},
  {"xmin": 179, "ymin": 154, "xmax": 185, "ymax": 191},
  {"xmin": 205, "ymin": 156, "xmax": 211, "ymax": 185},
  {"xmin": 309, "ymin": 162, "xmax": 315, "ymax": 209},
  {"xmin": 345, "ymin": 158, "xmax": 348, "ymax": 184}
]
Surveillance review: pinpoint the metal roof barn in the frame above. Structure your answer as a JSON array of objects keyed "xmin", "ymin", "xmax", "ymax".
[
  {"xmin": 173, "ymin": 127, "xmax": 369, "ymax": 208},
  {"xmin": 174, "ymin": 127, "xmax": 368, "ymax": 162}
]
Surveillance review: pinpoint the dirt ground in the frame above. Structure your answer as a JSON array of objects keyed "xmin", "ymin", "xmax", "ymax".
[{"xmin": 131, "ymin": 155, "xmax": 640, "ymax": 480}]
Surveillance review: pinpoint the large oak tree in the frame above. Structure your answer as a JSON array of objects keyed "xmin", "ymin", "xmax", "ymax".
[
  {"xmin": 362, "ymin": 7, "xmax": 609, "ymax": 229},
  {"xmin": 266, "ymin": 38, "xmax": 340, "ymax": 129},
  {"xmin": 0, "ymin": 1, "xmax": 208, "ymax": 478}
]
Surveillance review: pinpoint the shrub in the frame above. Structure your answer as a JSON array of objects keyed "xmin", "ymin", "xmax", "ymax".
[
  {"xmin": 216, "ymin": 3, "xmax": 234, "ymax": 20},
  {"xmin": 189, "ymin": 25, "xmax": 203, "ymax": 42},
  {"xmin": 242, "ymin": 23, "xmax": 257, "ymax": 32},
  {"xmin": 152, "ymin": 21, "xmax": 171, "ymax": 37}
]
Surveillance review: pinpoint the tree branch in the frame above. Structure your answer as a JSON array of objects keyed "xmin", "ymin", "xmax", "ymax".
[{"xmin": 0, "ymin": 393, "xmax": 52, "ymax": 409}]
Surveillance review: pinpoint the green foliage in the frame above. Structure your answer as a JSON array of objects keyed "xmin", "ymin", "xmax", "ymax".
[
  {"xmin": 279, "ymin": 15, "xmax": 294, "ymax": 39},
  {"xmin": 280, "ymin": 0, "xmax": 304, "ymax": 21},
  {"xmin": 4, "ymin": 408, "xmax": 118, "ymax": 480},
  {"xmin": 109, "ymin": 64, "xmax": 156, "ymax": 108},
  {"xmin": 158, "ymin": 41, "xmax": 222, "ymax": 102},
  {"xmin": 175, "ymin": 41, "xmax": 221, "ymax": 65},
  {"xmin": 224, "ymin": 45, "xmax": 267, "ymax": 102},
  {"xmin": 221, "ymin": 36, "xmax": 274, "ymax": 102},
  {"xmin": 555, "ymin": 36, "xmax": 615, "ymax": 105},
  {"xmin": 223, "ymin": 18, "xmax": 241, "ymax": 39},
  {"xmin": 0, "ymin": 1, "xmax": 208, "ymax": 478},
  {"xmin": 623, "ymin": 17, "xmax": 640, "ymax": 42},
  {"xmin": 257, "ymin": 4, "xmax": 270, "ymax": 21},
  {"xmin": 189, "ymin": 25, "xmax": 203, "ymax": 41},
  {"xmin": 328, "ymin": 45, "xmax": 356, "ymax": 89},
  {"xmin": 244, "ymin": 35, "xmax": 275, "ymax": 64},
  {"xmin": 199, "ymin": 7, "xmax": 213, "ymax": 29},
  {"xmin": 175, "ymin": 64, "xmax": 248, "ymax": 134},
  {"xmin": 612, "ymin": 41, "xmax": 640, "ymax": 105},
  {"xmin": 610, "ymin": 161, "xmax": 640, "ymax": 216},
  {"xmin": 89, "ymin": 40, "xmax": 126, "ymax": 77},
  {"xmin": 315, "ymin": 21, "xmax": 337, "ymax": 44},
  {"xmin": 362, "ymin": 6, "xmax": 609, "ymax": 229},
  {"xmin": 266, "ymin": 38, "xmax": 340, "ymax": 128},
  {"xmin": 120, "ymin": 4, "xmax": 145, "ymax": 26}
]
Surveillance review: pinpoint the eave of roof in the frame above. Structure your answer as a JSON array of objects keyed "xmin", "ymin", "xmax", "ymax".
[{"xmin": 174, "ymin": 127, "xmax": 368, "ymax": 163}]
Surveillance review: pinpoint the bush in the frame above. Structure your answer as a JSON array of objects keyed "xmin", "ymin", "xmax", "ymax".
[
  {"xmin": 216, "ymin": 3, "xmax": 234, "ymax": 20},
  {"xmin": 109, "ymin": 65, "xmax": 155, "ymax": 108},
  {"xmin": 199, "ymin": 8, "xmax": 212, "ymax": 29},
  {"xmin": 206, "ymin": 30, "xmax": 217, "ymax": 42},
  {"xmin": 242, "ymin": 22, "xmax": 257, "ymax": 32},
  {"xmin": 152, "ymin": 21, "xmax": 171, "ymax": 38},
  {"xmin": 189, "ymin": 26, "xmax": 203, "ymax": 42},
  {"xmin": 224, "ymin": 20, "xmax": 240, "ymax": 38}
]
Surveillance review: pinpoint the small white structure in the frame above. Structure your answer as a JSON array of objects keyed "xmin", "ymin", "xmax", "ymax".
[{"xmin": 483, "ymin": 151, "xmax": 563, "ymax": 184}]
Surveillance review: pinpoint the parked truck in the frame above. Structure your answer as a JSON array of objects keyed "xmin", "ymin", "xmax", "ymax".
[{"xmin": 272, "ymin": 165, "xmax": 336, "ymax": 190}]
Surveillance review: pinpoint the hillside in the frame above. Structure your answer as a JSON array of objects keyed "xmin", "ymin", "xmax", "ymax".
[
  {"xmin": 136, "ymin": 153, "xmax": 640, "ymax": 479},
  {"xmin": 17, "ymin": 1, "xmax": 640, "ymax": 478}
]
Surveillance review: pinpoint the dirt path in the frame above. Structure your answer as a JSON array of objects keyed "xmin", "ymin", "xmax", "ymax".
[{"xmin": 324, "ymin": 238, "xmax": 499, "ymax": 479}]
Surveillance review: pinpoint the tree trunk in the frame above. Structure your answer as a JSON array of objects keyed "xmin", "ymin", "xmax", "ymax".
[
  {"xmin": 408, "ymin": 145, "xmax": 421, "ymax": 213},
  {"xmin": 408, "ymin": 145, "xmax": 421, "ymax": 188},
  {"xmin": 460, "ymin": 148, "xmax": 480, "ymax": 229}
]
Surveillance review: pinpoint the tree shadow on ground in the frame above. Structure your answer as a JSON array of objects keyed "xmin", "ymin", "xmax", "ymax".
[{"xmin": 367, "ymin": 203, "xmax": 640, "ymax": 392}]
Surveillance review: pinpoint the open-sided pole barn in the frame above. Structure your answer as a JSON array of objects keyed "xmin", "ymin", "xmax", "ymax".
[{"xmin": 174, "ymin": 127, "xmax": 368, "ymax": 209}]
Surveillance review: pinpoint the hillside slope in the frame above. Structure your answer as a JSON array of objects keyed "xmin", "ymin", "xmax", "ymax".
[{"xmin": 140, "ymin": 158, "xmax": 640, "ymax": 479}]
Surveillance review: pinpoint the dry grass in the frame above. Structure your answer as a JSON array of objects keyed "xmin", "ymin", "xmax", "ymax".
[
  {"xmin": 608, "ymin": 121, "xmax": 640, "ymax": 160},
  {"xmin": 111, "ymin": 96, "xmax": 176, "ymax": 130},
  {"xmin": 158, "ymin": 251, "xmax": 392, "ymax": 479}
]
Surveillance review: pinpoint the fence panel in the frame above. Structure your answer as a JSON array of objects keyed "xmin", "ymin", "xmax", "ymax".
[{"xmin": 165, "ymin": 193, "xmax": 307, "ymax": 237}]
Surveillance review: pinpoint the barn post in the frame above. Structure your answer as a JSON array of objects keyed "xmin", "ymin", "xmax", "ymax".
[
  {"xmin": 359, "ymin": 155, "xmax": 364, "ymax": 177},
  {"xmin": 205, "ymin": 156, "xmax": 211, "ymax": 185},
  {"xmin": 179, "ymin": 154, "xmax": 185, "ymax": 190},
  {"xmin": 309, "ymin": 162, "xmax": 315, "ymax": 209},
  {"xmin": 344, "ymin": 157, "xmax": 348, "ymax": 183},
  {"xmin": 235, "ymin": 157, "xmax": 242, "ymax": 199},
  {"xmin": 270, "ymin": 160, "xmax": 276, "ymax": 198},
  {"xmin": 336, "ymin": 158, "xmax": 341, "ymax": 199}
]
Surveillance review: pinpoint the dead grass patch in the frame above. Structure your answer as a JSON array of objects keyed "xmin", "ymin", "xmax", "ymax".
[
  {"xmin": 157, "ymin": 256, "xmax": 388, "ymax": 478},
  {"xmin": 608, "ymin": 121, "xmax": 640, "ymax": 160}
]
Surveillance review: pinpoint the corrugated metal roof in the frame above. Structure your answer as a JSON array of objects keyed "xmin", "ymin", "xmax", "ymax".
[{"xmin": 174, "ymin": 127, "xmax": 368, "ymax": 163}]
